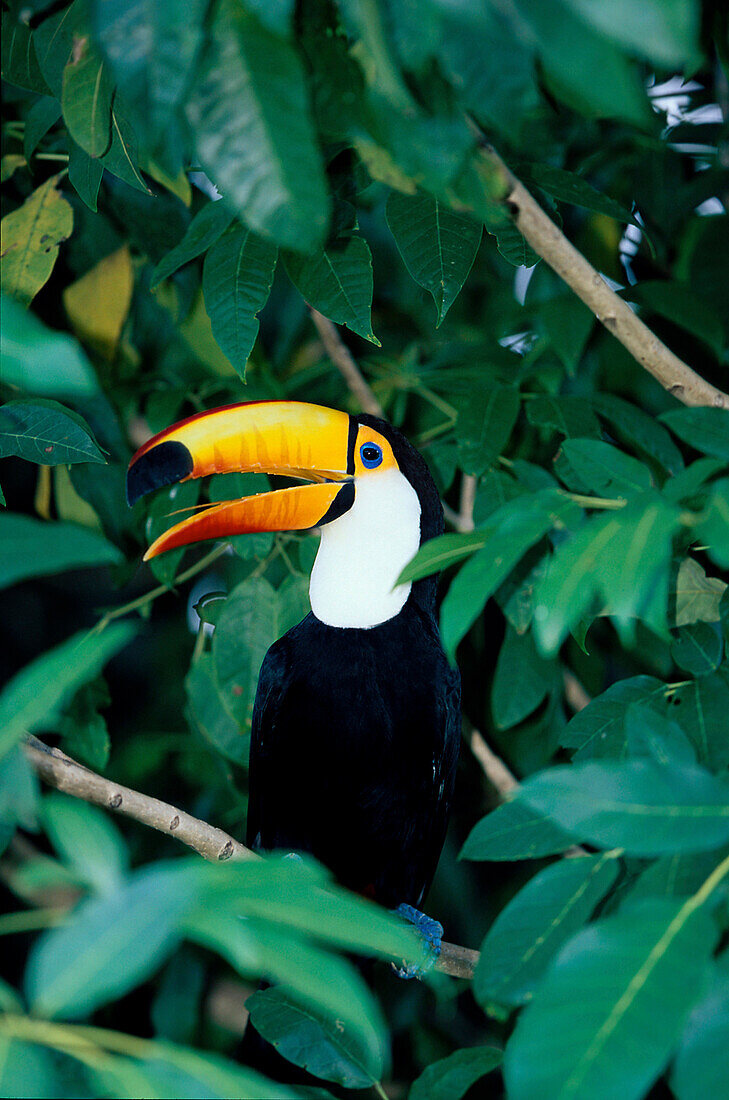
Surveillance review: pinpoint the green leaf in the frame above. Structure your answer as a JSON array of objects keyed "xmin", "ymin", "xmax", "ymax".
[
  {"xmin": 1, "ymin": 175, "xmax": 73, "ymax": 305},
  {"xmin": 503, "ymin": 898, "xmax": 719, "ymax": 1100},
  {"xmin": 385, "ymin": 190, "xmax": 482, "ymax": 326},
  {"xmin": 492, "ymin": 627, "xmax": 556, "ymax": 730},
  {"xmin": 42, "ymin": 793, "xmax": 129, "ymax": 897},
  {"xmin": 660, "ymin": 408, "xmax": 729, "ymax": 462},
  {"xmin": 441, "ymin": 491, "xmax": 580, "ymax": 659},
  {"xmin": 560, "ymin": 675, "xmax": 666, "ymax": 760},
  {"xmin": 0, "ymin": 400, "xmax": 105, "ymax": 466},
  {"xmin": 34, "ymin": 0, "xmax": 87, "ymax": 96},
  {"xmin": 398, "ymin": 529, "xmax": 491, "ymax": 585},
  {"xmin": 203, "ymin": 223, "xmax": 278, "ymax": 377},
  {"xmin": 662, "ymin": 458, "xmax": 725, "ymax": 505},
  {"xmin": 554, "ymin": 439, "xmax": 653, "ymax": 498},
  {"xmin": 100, "ymin": 104, "xmax": 151, "ymax": 195},
  {"xmin": 0, "ymin": 1039, "xmax": 59, "ymax": 1098},
  {"xmin": 460, "ymin": 801, "xmax": 577, "ymax": 862},
  {"xmin": 247, "ymin": 985, "xmax": 384, "ymax": 1089},
  {"xmin": 492, "ymin": 219, "xmax": 541, "ymax": 268},
  {"xmin": 61, "ymin": 36, "xmax": 113, "ymax": 157},
  {"xmin": 667, "ymin": 671, "xmax": 729, "ymax": 773},
  {"xmin": 514, "ymin": 0, "xmax": 651, "ymax": 128},
  {"xmin": 26, "ymin": 860, "xmax": 202, "ymax": 1018},
  {"xmin": 517, "ymin": 759, "xmax": 729, "ymax": 855},
  {"xmin": 515, "ymin": 161, "xmax": 644, "ymax": 231},
  {"xmin": 151, "ymin": 201, "xmax": 234, "ymax": 287},
  {"xmin": 186, "ymin": 0, "xmax": 329, "ymax": 251},
  {"xmin": 0, "ymin": 744, "xmax": 39, "ymax": 833},
  {"xmin": 212, "ymin": 576, "xmax": 308, "ymax": 738},
  {"xmin": 59, "ymin": 680, "xmax": 111, "ymax": 771},
  {"xmin": 697, "ymin": 477, "xmax": 729, "ymax": 570},
  {"xmin": 285, "ymin": 235, "xmax": 379, "ymax": 344},
  {"xmin": 185, "ymin": 652, "xmax": 248, "ymax": 765},
  {"xmin": 0, "ymin": 623, "xmax": 135, "ymax": 762},
  {"xmin": 526, "ymin": 395, "xmax": 601, "ymax": 440},
  {"xmin": 539, "ymin": 294, "xmax": 594, "ymax": 373},
  {"xmin": 533, "ymin": 498, "xmax": 681, "ymax": 655},
  {"xmin": 592, "ymin": 393, "xmax": 684, "ymax": 476},
  {"xmin": 151, "ymin": 949, "xmax": 205, "ymax": 1045},
  {"xmin": 475, "ymin": 853, "xmax": 619, "ymax": 1008},
  {"xmin": 456, "ymin": 386, "xmax": 520, "ymax": 476},
  {"xmin": 629, "ymin": 849, "xmax": 728, "ymax": 902},
  {"xmin": 627, "ymin": 281, "xmax": 725, "ymax": 359},
  {"xmin": 409, "ymin": 1046, "xmax": 503, "ymax": 1100},
  {"xmin": 624, "ymin": 704, "xmax": 697, "ymax": 766},
  {"xmin": 671, "ymin": 960, "xmax": 729, "ymax": 1100},
  {"xmin": 671, "ymin": 622, "xmax": 723, "ymax": 676},
  {"xmin": 1, "ymin": 13, "xmax": 50, "ymax": 94},
  {"xmin": 0, "ymin": 513, "xmax": 122, "ymax": 590},
  {"xmin": 23, "ymin": 95, "xmax": 62, "ymax": 161},
  {"xmin": 561, "ymin": 0, "xmax": 701, "ymax": 68},
  {"xmin": 673, "ymin": 557, "xmax": 727, "ymax": 627},
  {"xmin": 67, "ymin": 140, "xmax": 104, "ymax": 212}
]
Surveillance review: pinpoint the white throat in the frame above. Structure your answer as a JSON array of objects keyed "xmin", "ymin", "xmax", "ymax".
[{"xmin": 309, "ymin": 468, "xmax": 422, "ymax": 629}]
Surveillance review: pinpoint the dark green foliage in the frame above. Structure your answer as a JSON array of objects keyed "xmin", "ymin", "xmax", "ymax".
[{"xmin": 2, "ymin": 1, "xmax": 728, "ymax": 1097}]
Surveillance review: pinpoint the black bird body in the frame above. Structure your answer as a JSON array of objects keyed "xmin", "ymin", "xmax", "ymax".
[{"xmin": 248, "ymin": 603, "xmax": 460, "ymax": 907}]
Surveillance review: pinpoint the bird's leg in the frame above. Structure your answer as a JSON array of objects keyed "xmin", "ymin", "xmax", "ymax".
[{"xmin": 392, "ymin": 903, "xmax": 443, "ymax": 979}]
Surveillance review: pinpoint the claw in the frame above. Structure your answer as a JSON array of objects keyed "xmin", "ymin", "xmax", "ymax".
[{"xmin": 393, "ymin": 903, "xmax": 443, "ymax": 979}]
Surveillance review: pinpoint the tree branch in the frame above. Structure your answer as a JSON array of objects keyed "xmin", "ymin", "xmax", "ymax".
[
  {"xmin": 24, "ymin": 737, "xmax": 476, "ymax": 979},
  {"xmin": 309, "ymin": 308, "xmax": 385, "ymax": 417},
  {"xmin": 479, "ymin": 147, "xmax": 729, "ymax": 410}
]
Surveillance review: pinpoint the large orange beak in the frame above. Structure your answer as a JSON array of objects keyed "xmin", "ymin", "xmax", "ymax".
[{"xmin": 127, "ymin": 401, "xmax": 356, "ymax": 561}]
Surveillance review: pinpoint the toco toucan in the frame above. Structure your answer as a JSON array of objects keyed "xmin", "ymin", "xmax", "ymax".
[{"xmin": 127, "ymin": 401, "xmax": 460, "ymax": 957}]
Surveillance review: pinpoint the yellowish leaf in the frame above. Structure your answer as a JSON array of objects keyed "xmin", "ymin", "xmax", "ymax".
[
  {"xmin": 63, "ymin": 245, "xmax": 133, "ymax": 360},
  {"xmin": 54, "ymin": 465, "xmax": 103, "ymax": 532},
  {"xmin": 0, "ymin": 175, "xmax": 73, "ymax": 305}
]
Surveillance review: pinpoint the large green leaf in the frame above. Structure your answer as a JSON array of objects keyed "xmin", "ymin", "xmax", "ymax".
[
  {"xmin": 0, "ymin": 623, "xmax": 135, "ymax": 762},
  {"xmin": 100, "ymin": 103, "xmax": 150, "ymax": 194},
  {"xmin": 0, "ymin": 176, "xmax": 73, "ymax": 305},
  {"xmin": 185, "ymin": 651, "xmax": 248, "ymax": 765},
  {"xmin": 627, "ymin": 281, "xmax": 725, "ymax": 359},
  {"xmin": 34, "ymin": 0, "xmax": 86, "ymax": 96},
  {"xmin": 246, "ymin": 985, "xmax": 384, "ymax": 1089},
  {"xmin": 561, "ymin": 0, "xmax": 701, "ymax": 67},
  {"xmin": 202, "ymin": 223, "xmax": 278, "ymax": 376},
  {"xmin": 25, "ymin": 861, "xmax": 203, "ymax": 1018},
  {"xmin": 667, "ymin": 671, "xmax": 729, "ymax": 773},
  {"xmin": 474, "ymin": 853, "xmax": 619, "ymax": 1008},
  {"xmin": 515, "ymin": 161, "xmax": 644, "ymax": 230},
  {"xmin": 440, "ymin": 491, "xmax": 579, "ymax": 659},
  {"xmin": 525, "ymin": 394, "xmax": 601, "ymax": 440},
  {"xmin": 409, "ymin": 1046, "xmax": 503, "ymax": 1100},
  {"xmin": 1, "ymin": 12, "xmax": 50, "ymax": 94},
  {"xmin": 285, "ymin": 235, "xmax": 378, "ymax": 343},
  {"xmin": 23, "ymin": 95, "xmax": 62, "ymax": 161},
  {"xmin": 671, "ymin": 959, "xmax": 729, "ymax": 1100},
  {"xmin": 0, "ymin": 1039, "xmax": 59, "ymax": 1098},
  {"xmin": 398, "ymin": 530, "xmax": 491, "ymax": 585},
  {"xmin": 0, "ymin": 514, "xmax": 122, "ymax": 590},
  {"xmin": 460, "ymin": 801, "xmax": 577, "ymax": 862},
  {"xmin": 517, "ymin": 759, "xmax": 729, "ymax": 855},
  {"xmin": 560, "ymin": 675, "xmax": 666, "ymax": 760},
  {"xmin": 42, "ymin": 793, "xmax": 129, "ymax": 897},
  {"xmin": 385, "ymin": 190, "xmax": 482, "ymax": 326},
  {"xmin": 592, "ymin": 393, "xmax": 684, "ymax": 476},
  {"xmin": 503, "ymin": 897, "xmax": 720, "ymax": 1100},
  {"xmin": 553, "ymin": 439, "xmax": 653, "ymax": 498},
  {"xmin": 491, "ymin": 627, "xmax": 556, "ymax": 730},
  {"xmin": 61, "ymin": 36, "xmax": 113, "ymax": 157},
  {"xmin": 532, "ymin": 497, "xmax": 681, "ymax": 654},
  {"xmin": 0, "ymin": 400, "xmax": 104, "ymax": 466},
  {"xmin": 151, "ymin": 201, "xmax": 234, "ymax": 287},
  {"xmin": 456, "ymin": 386, "xmax": 520, "ymax": 476},
  {"xmin": 0, "ymin": 292, "xmax": 98, "ymax": 395},
  {"xmin": 660, "ymin": 408, "xmax": 729, "ymax": 462},
  {"xmin": 67, "ymin": 140, "xmax": 104, "ymax": 212},
  {"xmin": 186, "ymin": 0, "xmax": 329, "ymax": 251},
  {"xmin": 697, "ymin": 478, "xmax": 729, "ymax": 570}
]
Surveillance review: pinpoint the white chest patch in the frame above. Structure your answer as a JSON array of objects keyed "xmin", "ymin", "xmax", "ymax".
[{"xmin": 309, "ymin": 468, "xmax": 422, "ymax": 629}]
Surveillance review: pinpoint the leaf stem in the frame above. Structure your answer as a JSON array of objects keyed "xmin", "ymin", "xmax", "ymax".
[
  {"xmin": 0, "ymin": 907, "xmax": 67, "ymax": 936},
  {"xmin": 563, "ymin": 492, "xmax": 627, "ymax": 510},
  {"xmin": 93, "ymin": 543, "xmax": 229, "ymax": 634}
]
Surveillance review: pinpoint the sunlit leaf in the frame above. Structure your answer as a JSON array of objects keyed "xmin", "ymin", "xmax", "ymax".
[
  {"xmin": 63, "ymin": 246, "xmax": 134, "ymax": 360},
  {"xmin": 0, "ymin": 175, "xmax": 73, "ymax": 305}
]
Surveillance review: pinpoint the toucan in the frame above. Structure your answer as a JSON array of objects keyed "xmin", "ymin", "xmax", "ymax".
[{"xmin": 127, "ymin": 401, "xmax": 460, "ymax": 959}]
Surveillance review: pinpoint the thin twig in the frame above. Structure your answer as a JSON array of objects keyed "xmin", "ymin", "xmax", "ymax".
[
  {"xmin": 309, "ymin": 308, "xmax": 385, "ymax": 417},
  {"xmin": 458, "ymin": 474, "xmax": 477, "ymax": 532},
  {"xmin": 476, "ymin": 145, "xmax": 729, "ymax": 409},
  {"xmin": 24, "ymin": 737, "xmax": 476, "ymax": 979},
  {"xmin": 469, "ymin": 728, "xmax": 519, "ymax": 797},
  {"xmin": 24, "ymin": 737, "xmax": 257, "ymax": 863},
  {"xmin": 563, "ymin": 670, "xmax": 591, "ymax": 713}
]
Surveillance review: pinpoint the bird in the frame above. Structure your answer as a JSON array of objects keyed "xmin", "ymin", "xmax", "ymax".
[{"xmin": 127, "ymin": 400, "xmax": 460, "ymax": 961}]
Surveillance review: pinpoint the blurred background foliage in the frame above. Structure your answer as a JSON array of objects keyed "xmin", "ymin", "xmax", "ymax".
[{"xmin": 1, "ymin": 0, "xmax": 729, "ymax": 1097}]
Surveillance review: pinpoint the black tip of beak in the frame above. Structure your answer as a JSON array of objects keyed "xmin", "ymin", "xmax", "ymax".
[{"xmin": 126, "ymin": 441, "xmax": 194, "ymax": 507}]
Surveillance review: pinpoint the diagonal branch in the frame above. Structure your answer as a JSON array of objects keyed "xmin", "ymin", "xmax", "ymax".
[
  {"xmin": 477, "ymin": 145, "xmax": 728, "ymax": 410},
  {"xmin": 23, "ymin": 736, "xmax": 476, "ymax": 979},
  {"xmin": 309, "ymin": 308, "xmax": 385, "ymax": 417}
]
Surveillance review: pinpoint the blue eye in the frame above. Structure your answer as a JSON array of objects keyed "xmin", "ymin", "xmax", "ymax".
[{"xmin": 360, "ymin": 442, "xmax": 383, "ymax": 468}]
